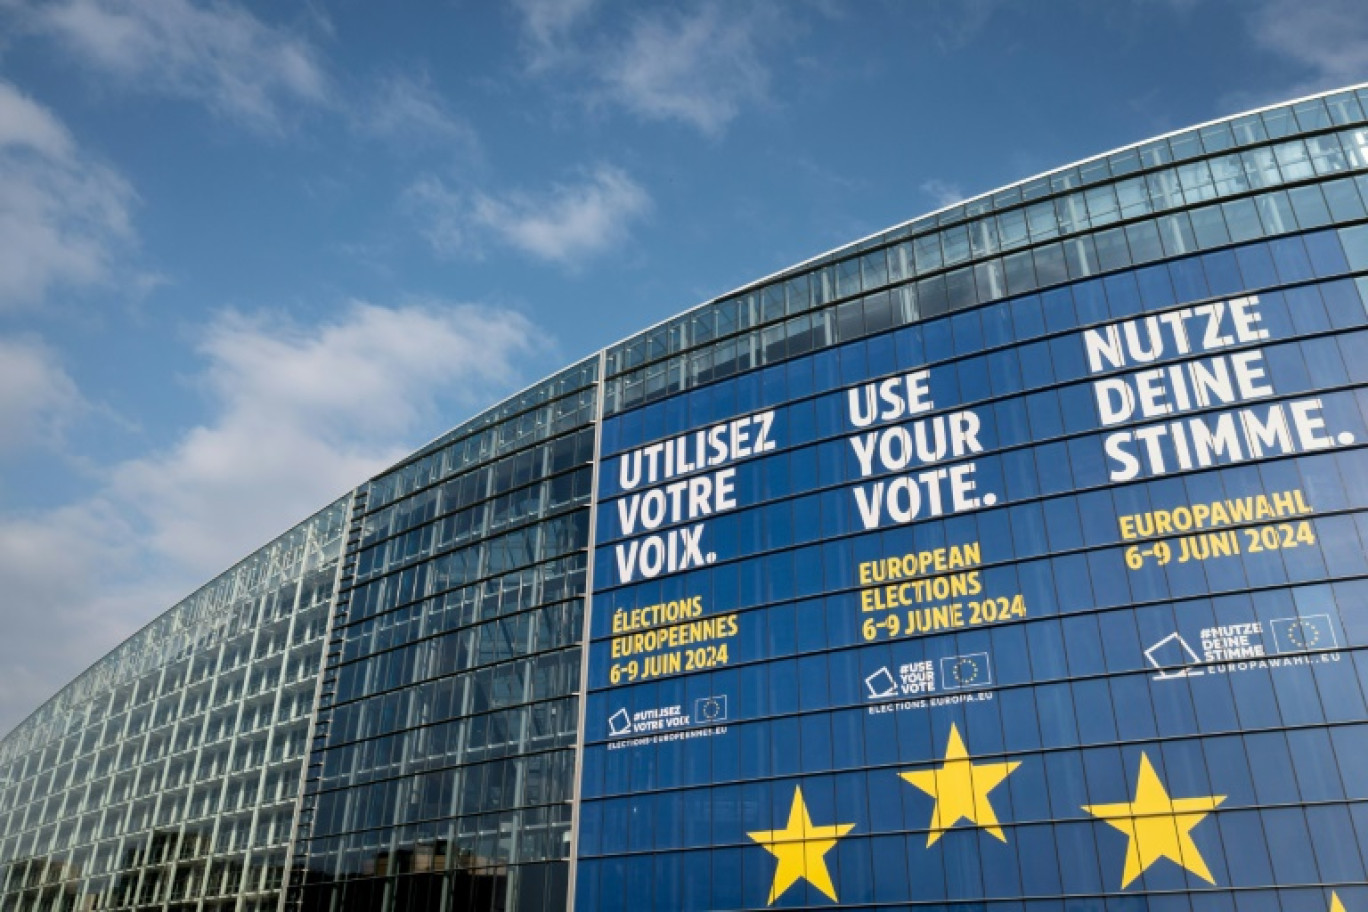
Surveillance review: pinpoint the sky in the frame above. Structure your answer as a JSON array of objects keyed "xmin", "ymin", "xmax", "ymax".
[{"xmin": 0, "ymin": 0, "xmax": 1364, "ymax": 737}]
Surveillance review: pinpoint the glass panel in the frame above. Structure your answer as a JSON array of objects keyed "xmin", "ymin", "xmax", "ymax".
[
  {"xmin": 1084, "ymin": 185, "xmax": 1120, "ymax": 226},
  {"xmin": 1169, "ymin": 129, "xmax": 1205, "ymax": 160},
  {"xmin": 786, "ymin": 274, "xmax": 814, "ymax": 313},
  {"xmin": 1308, "ymin": 133, "xmax": 1351, "ymax": 174},
  {"xmin": 1144, "ymin": 170, "xmax": 1182, "ymax": 211},
  {"xmin": 1325, "ymin": 90, "xmax": 1365, "ymax": 125},
  {"xmin": 887, "ymin": 241, "xmax": 914, "ymax": 282},
  {"xmin": 1108, "ymin": 147, "xmax": 1141, "ymax": 175},
  {"xmin": 1273, "ymin": 139, "xmax": 1315, "ymax": 181},
  {"xmin": 1243, "ymin": 147, "xmax": 1283, "ymax": 188},
  {"xmin": 913, "ymin": 233, "xmax": 943, "ymax": 272},
  {"xmin": 1156, "ymin": 211, "xmax": 1197, "ymax": 257},
  {"xmin": 1025, "ymin": 201, "xmax": 1059, "ymax": 241},
  {"xmin": 1138, "ymin": 138, "xmax": 1173, "ymax": 167},
  {"xmin": 1199, "ymin": 122, "xmax": 1236, "ymax": 152},
  {"xmin": 997, "ymin": 208, "xmax": 1030, "ymax": 249},
  {"xmin": 1293, "ymin": 98, "xmax": 1332, "ymax": 130},
  {"xmin": 1055, "ymin": 192, "xmax": 1090, "ymax": 235},
  {"xmin": 1093, "ymin": 226, "xmax": 1131, "ymax": 271},
  {"xmin": 1189, "ymin": 204, "xmax": 1232, "ymax": 249},
  {"xmin": 1125, "ymin": 220, "xmax": 1165, "ymax": 262},
  {"xmin": 1261, "ymin": 104, "xmax": 1299, "ymax": 138},
  {"xmin": 1209, "ymin": 152, "xmax": 1250, "ymax": 195},
  {"xmin": 834, "ymin": 260, "xmax": 860, "ymax": 301},
  {"xmin": 1231, "ymin": 112, "xmax": 1269, "ymax": 144},
  {"xmin": 1032, "ymin": 243, "xmax": 1068, "ymax": 287},
  {"xmin": 859, "ymin": 250, "xmax": 888, "ymax": 290},
  {"xmin": 942, "ymin": 225, "xmax": 971, "ymax": 266},
  {"xmin": 969, "ymin": 217, "xmax": 1000, "ymax": 258},
  {"xmin": 1177, "ymin": 160, "xmax": 1217, "ymax": 203}
]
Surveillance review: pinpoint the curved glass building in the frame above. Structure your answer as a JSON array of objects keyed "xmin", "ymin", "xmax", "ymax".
[{"xmin": 5, "ymin": 84, "xmax": 1368, "ymax": 912}]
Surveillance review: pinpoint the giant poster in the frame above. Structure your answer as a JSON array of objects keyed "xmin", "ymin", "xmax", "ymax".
[{"xmin": 576, "ymin": 227, "xmax": 1368, "ymax": 911}]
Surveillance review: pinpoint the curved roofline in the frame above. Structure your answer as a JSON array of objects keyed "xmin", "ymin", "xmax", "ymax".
[
  {"xmin": 596, "ymin": 79, "xmax": 1368, "ymax": 355},
  {"xmin": 372, "ymin": 81, "xmax": 1368, "ymax": 484}
]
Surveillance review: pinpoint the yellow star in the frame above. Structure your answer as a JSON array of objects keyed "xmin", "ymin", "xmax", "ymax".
[
  {"xmin": 746, "ymin": 786, "xmax": 856, "ymax": 905},
  {"xmin": 1083, "ymin": 752, "xmax": 1225, "ymax": 888},
  {"xmin": 1331, "ymin": 893, "xmax": 1346, "ymax": 912},
  {"xmin": 898, "ymin": 723, "xmax": 1020, "ymax": 846}
]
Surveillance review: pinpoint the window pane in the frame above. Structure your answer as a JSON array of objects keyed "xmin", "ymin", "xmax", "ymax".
[{"xmin": 1190, "ymin": 204, "xmax": 1232, "ymax": 249}]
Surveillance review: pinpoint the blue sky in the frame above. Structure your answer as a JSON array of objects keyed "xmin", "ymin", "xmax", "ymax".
[{"xmin": 0, "ymin": 0, "xmax": 1364, "ymax": 734}]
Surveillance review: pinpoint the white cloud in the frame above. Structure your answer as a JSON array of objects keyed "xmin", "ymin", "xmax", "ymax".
[
  {"xmin": 0, "ymin": 80, "xmax": 136, "ymax": 309},
  {"xmin": 513, "ymin": 0, "xmax": 778, "ymax": 136},
  {"xmin": 926, "ymin": 0, "xmax": 1001, "ymax": 52},
  {"xmin": 0, "ymin": 80, "xmax": 72, "ymax": 155},
  {"xmin": 603, "ymin": 4, "xmax": 771, "ymax": 135},
  {"xmin": 409, "ymin": 165, "xmax": 651, "ymax": 264},
  {"xmin": 0, "ymin": 300, "xmax": 541, "ymax": 735},
  {"xmin": 0, "ymin": 336, "xmax": 83, "ymax": 454},
  {"xmin": 921, "ymin": 179, "xmax": 966, "ymax": 209},
  {"xmin": 12, "ymin": 0, "xmax": 487, "ymax": 151},
  {"xmin": 513, "ymin": 0, "xmax": 600, "ymax": 72},
  {"xmin": 21, "ymin": 0, "xmax": 329, "ymax": 131},
  {"xmin": 0, "ymin": 502, "xmax": 153, "ymax": 737},
  {"xmin": 112, "ymin": 301, "xmax": 539, "ymax": 573},
  {"xmin": 351, "ymin": 72, "xmax": 479, "ymax": 153},
  {"xmin": 1248, "ymin": 0, "xmax": 1368, "ymax": 93},
  {"xmin": 0, "ymin": 498, "xmax": 163, "ymax": 695}
]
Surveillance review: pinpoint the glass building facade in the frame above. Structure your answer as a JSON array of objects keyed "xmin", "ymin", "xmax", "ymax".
[
  {"xmin": 293, "ymin": 359, "xmax": 600, "ymax": 912},
  {"xmin": 0, "ymin": 501, "xmax": 347, "ymax": 912},
  {"xmin": 5, "ymin": 84, "xmax": 1368, "ymax": 912}
]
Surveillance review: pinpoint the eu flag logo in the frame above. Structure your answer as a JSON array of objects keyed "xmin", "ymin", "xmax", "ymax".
[
  {"xmin": 940, "ymin": 652, "xmax": 991, "ymax": 689},
  {"xmin": 694, "ymin": 695, "xmax": 728, "ymax": 723},
  {"xmin": 1269, "ymin": 614, "xmax": 1337, "ymax": 653}
]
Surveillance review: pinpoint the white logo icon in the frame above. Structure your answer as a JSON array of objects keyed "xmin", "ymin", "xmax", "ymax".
[
  {"xmin": 1145, "ymin": 632, "xmax": 1204, "ymax": 679},
  {"xmin": 607, "ymin": 708, "xmax": 632, "ymax": 736},
  {"xmin": 865, "ymin": 667, "xmax": 898, "ymax": 699}
]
